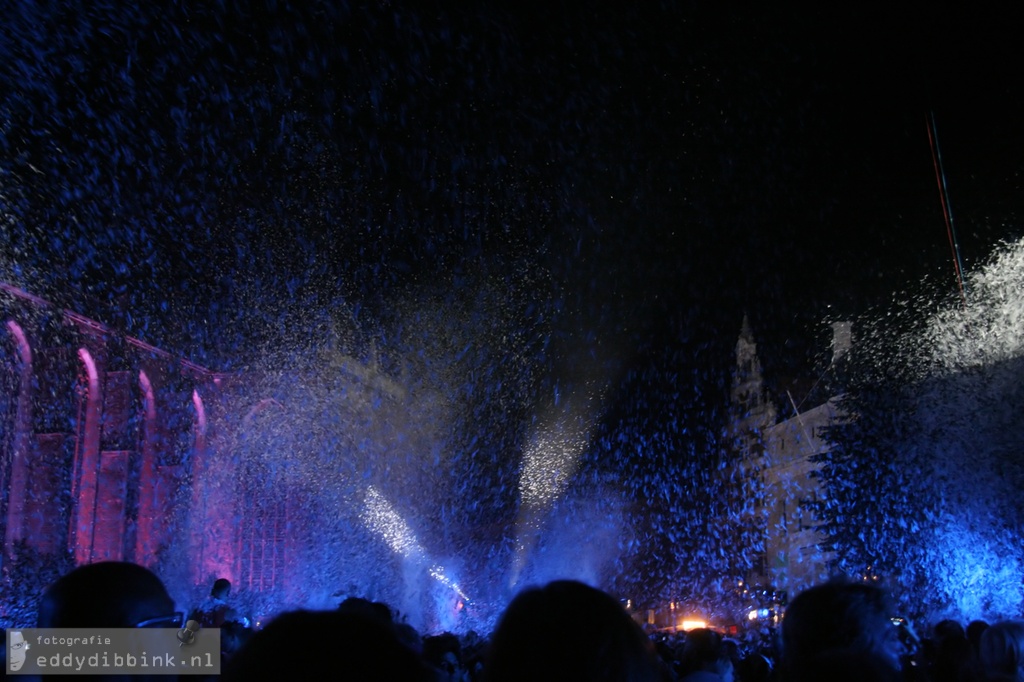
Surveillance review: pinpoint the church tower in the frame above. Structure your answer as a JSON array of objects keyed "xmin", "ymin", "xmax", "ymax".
[
  {"xmin": 730, "ymin": 314, "xmax": 776, "ymax": 451},
  {"xmin": 721, "ymin": 314, "xmax": 777, "ymax": 586}
]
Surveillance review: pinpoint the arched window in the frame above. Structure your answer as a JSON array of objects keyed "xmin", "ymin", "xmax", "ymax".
[
  {"xmin": 134, "ymin": 370, "xmax": 158, "ymax": 566},
  {"xmin": 71, "ymin": 348, "xmax": 102, "ymax": 564},
  {"xmin": 187, "ymin": 385, "xmax": 240, "ymax": 588},
  {"xmin": 2, "ymin": 321, "xmax": 33, "ymax": 555}
]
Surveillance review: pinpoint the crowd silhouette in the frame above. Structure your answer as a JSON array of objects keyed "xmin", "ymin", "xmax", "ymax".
[{"xmin": 3, "ymin": 561, "xmax": 1023, "ymax": 681}]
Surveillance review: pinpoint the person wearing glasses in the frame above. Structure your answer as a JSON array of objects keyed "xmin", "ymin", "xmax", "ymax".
[{"xmin": 8, "ymin": 630, "xmax": 30, "ymax": 671}]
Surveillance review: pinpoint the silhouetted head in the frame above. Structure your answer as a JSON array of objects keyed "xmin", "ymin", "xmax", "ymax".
[
  {"xmin": 337, "ymin": 596, "xmax": 394, "ymax": 628},
  {"xmin": 736, "ymin": 653, "xmax": 773, "ymax": 682},
  {"xmin": 682, "ymin": 627, "xmax": 723, "ymax": 665},
  {"xmin": 781, "ymin": 579, "xmax": 901, "ymax": 680},
  {"xmin": 423, "ymin": 631, "xmax": 462, "ymax": 668},
  {"xmin": 978, "ymin": 620, "xmax": 1024, "ymax": 682},
  {"xmin": 677, "ymin": 627, "xmax": 734, "ymax": 681},
  {"xmin": 38, "ymin": 561, "xmax": 177, "ymax": 628},
  {"xmin": 212, "ymin": 577, "xmax": 232, "ymax": 600},
  {"xmin": 484, "ymin": 579, "xmax": 662, "ymax": 682},
  {"xmin": 223, "ymin": 609, "xmax": 432, "ymax": 681},
  {"xmin": 679, "ymin": 627, "xmax": 733, "ymax": 680},
  {"xmin": 934, "ymin": 618, "xmax": 966, "ymax": 645},
  {"xmin": 967, "ymin": 620, "xmax": 990, "ymax": 656}
]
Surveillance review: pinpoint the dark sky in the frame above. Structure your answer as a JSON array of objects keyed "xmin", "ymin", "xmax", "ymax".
[{"xmin": 1, "ymin": 1, "xmax": 1021, "ymax": 389}]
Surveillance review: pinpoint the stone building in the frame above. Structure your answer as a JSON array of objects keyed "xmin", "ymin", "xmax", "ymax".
[
  {"xmin": 0, "ymin": 283, "xmax": 227, "ymax": 577},
  {"xmin": 724, "ymin": 315, "xmax": 777, "ymax": 584},
  {"xmin": 728, "ymin": 316, "xmax": 849, "ymax": 598},
  {"xmin": 0, "ymin": 283, "xmax": 408, "ymax": 623}
]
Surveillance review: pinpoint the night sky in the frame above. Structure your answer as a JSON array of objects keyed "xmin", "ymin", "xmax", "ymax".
[{"xmin": 2, "ymin": 1, "xmax": 1022, "ymax": 399}]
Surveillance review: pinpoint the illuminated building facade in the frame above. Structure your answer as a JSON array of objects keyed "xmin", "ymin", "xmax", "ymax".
[
  {"xmin": 1, "ymin": 283, "xmax": 412, "ymax": 623},
  {"xmin": 729, "ymin": 317, "xmax": 847, "ymax": 597},
  {"xmin": 0, "ymin": 283, "xmax": 227, "ymax": 576},
  {"xmin": 0, "ymin": 285, "xmax": 311, "ymax": 607}
]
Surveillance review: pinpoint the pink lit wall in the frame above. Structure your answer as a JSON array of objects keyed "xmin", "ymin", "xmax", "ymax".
[
  {"xmin": 3, "ymin": 321, "xmax": 33, "ymax": 554},
  {"xmin": 71, "ymin": 347, "xmax": 103, "ymax": 564},
  {"xmin": 2, "ymin": 284, "xmax": 235, "ymax": 592},
  {"xmin": 136, "ymin": 370, "xmax": 159, "ymax": 566}
]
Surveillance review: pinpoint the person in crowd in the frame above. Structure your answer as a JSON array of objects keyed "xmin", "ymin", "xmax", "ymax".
[
  {"xmin": 780, "ymin": 579, "xmax": 902, "ymax": 682},
  {"xmin": 337, "ymin": 595, "xmax": 396, "ymax": 627},
  {"xmin": 191, "ymin": 577, "xmax": 249, "ymax": 628},
  {"xmin": 423, "ymin": 632, "xmax": 468, "ymax": 681},
  {"xmin": 222, "ymin": 608, "xmax": 434, "ymax": 681},
  {"xmin": 36, "ymin": 561, "xmax": 182, "ymax": 682},
  {"xmin": 969, "ymin": 621, "xmax": 992, "ymax": 664},
  {"xmin": 930, "ymin": 619, "xmax": 974, "ymax": 682},
  {"xmin": 677, "ymin": 627, "xmax": 734, "ymax": 682},
  {"xmin": 734, "ymin": 651, "xmax": 773, "ymax": 682},
  {"xmin": 936, "ymin": 620, "xmax": 968, "ymax": 644},
  {"xmin": 978, "ymin": 620, "xmax": 1024, "ymax": 682},
  {"xmin": 460, "ymin": 630, "xmax": 488, "ymax": 681},
  {"xmin": 220, "ymin": 620, "xmax": 255, "ymax": 666},
  {"xmin": 651, "ymin": 635, "xmax": 680, "ymax": 676},
  {"xmin": 483, "ymin": 579, "xmax": 666, "ymax": 682},
  {"xmin": 396, "ymin": 621, "xmax": 426, "ymax": 656},
  {"xmin": 38, "ymin": 561, "xmax": 179, "ymax": 629}
]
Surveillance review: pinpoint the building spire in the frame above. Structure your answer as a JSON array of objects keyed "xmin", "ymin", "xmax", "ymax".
[{"xmin": 730, "ymin": 314, "xmax": 776, "ymax": 437}]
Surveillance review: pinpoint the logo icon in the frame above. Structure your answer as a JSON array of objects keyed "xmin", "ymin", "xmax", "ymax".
[
  {"xmin": 177, "ymin": 620, "xmax": 200, "ymax": 646},
  {"xmin": 8, "ymin": 631, "xmax": 29, "ymax": 672}
]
